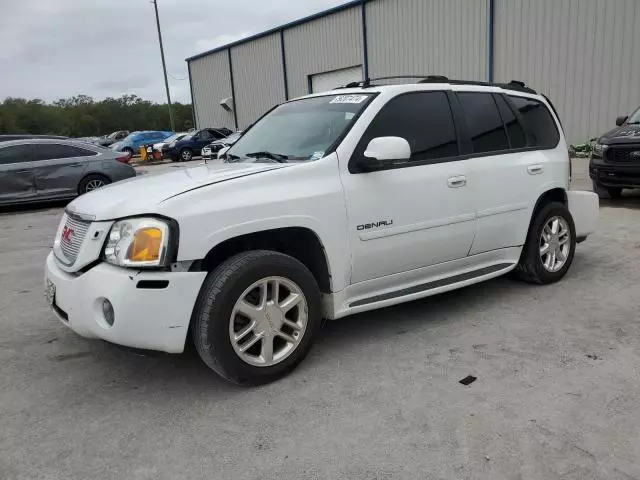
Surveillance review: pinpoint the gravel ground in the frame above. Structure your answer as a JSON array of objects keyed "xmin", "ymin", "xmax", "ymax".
[{"xmin": 1, "ymin": 160, "xmax": 640, "ymax": 480}]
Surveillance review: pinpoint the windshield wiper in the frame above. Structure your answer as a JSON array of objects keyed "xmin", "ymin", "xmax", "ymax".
[{"xmin": 244, "ymin": 151, "xmax": 289, "ymax": 163}]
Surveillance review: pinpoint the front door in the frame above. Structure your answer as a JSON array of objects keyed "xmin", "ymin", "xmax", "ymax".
[
  {"xmin": 0, "ymin": 143, "xmax": 37, "ymax": 204},
  {"xmin": 340, "ymin": 91, "xmax": 477, "ymax": 284}
]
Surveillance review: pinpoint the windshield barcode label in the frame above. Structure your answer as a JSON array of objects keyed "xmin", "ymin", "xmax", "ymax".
[{"xmin": 330, "ymin": 95, "xmax": 368, "ymax": 104}]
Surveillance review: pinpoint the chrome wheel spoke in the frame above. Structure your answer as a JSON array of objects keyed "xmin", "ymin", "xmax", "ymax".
[
  {"xmin": 260, "ymin": 336, "xmax": 274, "ymax": 363},
  {"xmin": 279, "ymin": 293, "xmax": 301, "ymax": 313},
  {"xmin": 282, "ymin": 318, "xmax": 302, "ymax": 332},
  {"xmin": 540, "ymin": 243, "xmax": 550, "ymax": 256},
  {"xmin": 258, "ymin": 282, "xmax": 268, "ymax": 308},
  {"xmin": 239, "ymin": 334, "xmax": 262, "ymax": 353},
  {"xmin": 551, "ymin": 218, "xmax": 560, "ymax": 234},
  {"xmin": 237, "ymin": 300, "xmax": 260, "ymax": 320},
  {"xmin": 556, "ymin": 248, "xmax": 567, "ymax": 262},
  {"xmin": 234, "ymin": 321, "xmax": 256, "ymax": 342},
  {"xmin": 559, "ymin": 235, "xmax": 570, "ymax": 245},
  {"xmin": 275, "ymin": 331, "xmax": 296, "ymax": 344}
]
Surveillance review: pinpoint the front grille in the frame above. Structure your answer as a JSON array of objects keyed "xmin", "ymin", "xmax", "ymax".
[
  {"xmin": 58, "ymin": 214, "xmax": 91, "ymax": 265},
  {"xmin": 606, "ymin": 147, "xmax": 640, "ymax": 163}
]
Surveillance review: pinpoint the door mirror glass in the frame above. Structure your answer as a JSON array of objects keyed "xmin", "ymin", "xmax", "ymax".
[
  {"xmin": 616, "ymin": 115, "xmax": 628, "ymax": 126},
  {"xmin": 362, "ymin": 136, "xmax": 411, "ymax": 168}
]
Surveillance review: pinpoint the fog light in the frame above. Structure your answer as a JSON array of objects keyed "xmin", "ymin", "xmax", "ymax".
[{"xmin": 102, "ymin": 299, "xmax": 115, "ymax": 326}]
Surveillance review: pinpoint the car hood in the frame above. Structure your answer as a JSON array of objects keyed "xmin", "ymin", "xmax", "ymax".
[
  {"xmin": 599, "ymin": 124, "xmax": 640, "ymax": 145},
  {"xmin": 67, "ymin": 162, "xmax": 291, "ymax": 221}
]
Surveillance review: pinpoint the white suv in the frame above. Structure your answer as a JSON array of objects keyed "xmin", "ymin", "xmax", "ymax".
[{"xmin": 45, "ymin": 78, "xmax": 599, "ymax": 385}]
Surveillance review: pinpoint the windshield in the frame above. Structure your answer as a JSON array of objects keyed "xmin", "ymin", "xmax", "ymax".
[
  {"xmin": 107, "ymin": 131, "xmax": 120, "ymax": 139},
  {"xmin": 226, "ymin": 94, "xmax": 374, "ymax": 161},
  {"xmin": 627, "ymin": 107, "xmax": 640, "ymax": 124}
]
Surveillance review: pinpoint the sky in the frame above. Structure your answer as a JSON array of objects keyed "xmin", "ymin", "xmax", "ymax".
[{"xmin": 0, "ymin": 0, "xmax": 347, "ymax": 104}]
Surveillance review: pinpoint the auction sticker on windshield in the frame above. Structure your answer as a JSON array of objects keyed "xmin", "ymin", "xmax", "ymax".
[{"xmin": 330, "ymin": 95, "xmax": 368, "ymax": 104}]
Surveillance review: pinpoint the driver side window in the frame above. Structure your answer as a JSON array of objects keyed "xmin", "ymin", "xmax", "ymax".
[{"xmin": 352, "ymin": 91, "xmax": 459, "ymax": 168}]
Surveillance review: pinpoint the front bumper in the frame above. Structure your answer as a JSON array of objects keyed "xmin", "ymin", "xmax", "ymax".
[
  {"xmin": 590, "ymin": 155, "xmax": 640, "ymax": 188},
  {"xmin": 45, "ymin": 252, "xmax": 207, "ymax": 353}
]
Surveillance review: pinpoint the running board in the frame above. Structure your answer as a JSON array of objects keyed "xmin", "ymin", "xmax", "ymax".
[{"xmin": 349, "ymin": 263, "xmax": 514, "ymax": 308}]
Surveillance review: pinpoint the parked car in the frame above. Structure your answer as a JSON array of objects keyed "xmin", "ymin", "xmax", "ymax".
[
  {"xmin": 165, "ymin": 128, "xmax": 228, "ymax": 162},
  {"xmin": 590, "ymin": 108, "xmax": 640, "ymax": 198},
  {"xmin": 151, "ymin": 132, "xmax": 188, "ymax": 155},
  {"xmin": 45, "ymin": 78, "xmax": 598, "ymax": 385},
  {"xmin": 0, "ymin": 138, "xmax": 135, "ymax": 205},
  {"xmin": 97, "ymin": 131, "xmax": 129, "ymax": 147},
  {"xmin": 110, "ymin": 131, "xmax": 173, "ymax": 157},
  {"xmin": 1, "ymin": 134, "xmax": 68, "ymax": 142},
  {"xmin": 202, "ymin": 131, "xmax": 243, "ymax": 160}
]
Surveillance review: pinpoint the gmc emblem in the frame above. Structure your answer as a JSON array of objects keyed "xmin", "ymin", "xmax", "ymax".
[{"xmin": 61, "ymin": 226, "xmax": 74, "ymax": 243}]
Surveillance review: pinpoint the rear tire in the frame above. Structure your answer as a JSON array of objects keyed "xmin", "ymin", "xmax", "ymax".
[
  {"xmin": 592, "ymin": 180, "xmax": 622, "ymax": 199},
  {"xmin": 191, "ymin": 250, "xmax": 322, "ymax": 385},
  {"xmin": 514, "ymin": 202, "xmax": 576, "ymax": 284},
  {"xmin": 78, "ymin": 174, "xmax": 110, "ymax": 194}
]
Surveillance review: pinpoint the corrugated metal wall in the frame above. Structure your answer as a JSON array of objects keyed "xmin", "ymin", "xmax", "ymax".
[
  {"xmin": 365, "ymin": 0, "xmax": 488, "ymax": 82},
  {"xmin": 189, "ymin": 50, "xmax": 235, "ymax": 130},
  {"xmin": 283, "ymin": 6, "xmax": 363, "ymax": 98},
  {"xmin": 494, "ymin": 0, "xmax": 640, "ymax": 143},
  {"xmin": 230, "ymin": 33, "xmax": 286, "ymax": 129}
]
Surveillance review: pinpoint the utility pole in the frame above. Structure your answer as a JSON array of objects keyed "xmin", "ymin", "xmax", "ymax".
[{"xmin": 152, "ymin": 0, "xmax": 175, "ymax": 131}]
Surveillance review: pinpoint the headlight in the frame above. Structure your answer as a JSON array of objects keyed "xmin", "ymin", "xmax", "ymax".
[
  {"xmin": 103, "ymin": 218, "xmax": 172, "ymax": 267},
  {"xmin": 168, "ymin": 141, "xmax": 176, "ymax": 148},
  {"xmin": 593, "ymin": 142, "xmax": 608, "ymax": 156}
]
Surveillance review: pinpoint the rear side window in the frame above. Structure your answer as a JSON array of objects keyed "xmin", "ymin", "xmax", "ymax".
[
  {"xmin": 355, "ymin": 91, "xmax": 458, "ymax": 164},
  {"xmin": 495, "ymin": 94, "xmax": 527, "ymax": 148},
  {"xmin": 36, "ymin": 144, "xmax": 97, "ymax": 161},
  {"xmin": 457, "ymin": 92, "xmax": 509, "ymax": 154},
  {"xmin": 508, "ymin": 96, "xmax": 560, "ymax": 148},
  {"xmin": 0, "ymin": 144, "xmax": 33, "ymax": 164}
]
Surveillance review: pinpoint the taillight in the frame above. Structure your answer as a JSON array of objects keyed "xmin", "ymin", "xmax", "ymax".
[{"xmin": 116, "ymin": 155, "xmax": 130, "ymax": 164}]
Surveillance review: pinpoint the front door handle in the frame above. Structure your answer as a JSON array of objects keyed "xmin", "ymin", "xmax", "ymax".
[
  {"xmin": 527, "ymin": 164, "xmax": 544, "ymax": 175},
  {"xmin": 447, "ymin": 176, "xmax": 467, "ymax": 188}
]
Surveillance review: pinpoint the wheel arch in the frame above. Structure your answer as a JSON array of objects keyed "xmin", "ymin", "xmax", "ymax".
[
  {"xmin": 193, "ymin": 227, "xmax": 333, "ymax": 293},
  {"xmin": 77, "ymin": 172, "xmax": 111, "ymax": 195}
]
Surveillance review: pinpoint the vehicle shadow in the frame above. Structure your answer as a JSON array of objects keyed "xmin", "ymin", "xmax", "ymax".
[
  {"xmin": 0, "ymin": 200, "xmax": 68, "ymax": 216},
  {"xmin": 599, "ymin": 189, "xmax": 640, "ymax": 209}
]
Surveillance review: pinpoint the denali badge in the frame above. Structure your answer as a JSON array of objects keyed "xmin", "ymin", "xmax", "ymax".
[{"xmin": 357, "ymin": 220, "xmax": 393, "ymax": 231}]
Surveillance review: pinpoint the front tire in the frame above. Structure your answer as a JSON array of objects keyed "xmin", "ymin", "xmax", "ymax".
[
  {"xmin": 191, "ymin": 250, "xmax": 322, "ymax": 385},
  {"xmin": 514, "ymin": 202, "xmax": 576, "ymax": 284},
  {"xmin": 180, "ymin": 148, "xmax": 193, "ymax": 162}
]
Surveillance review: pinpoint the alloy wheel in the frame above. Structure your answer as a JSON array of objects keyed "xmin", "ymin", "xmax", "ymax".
[{"xmin": 539, "ymin": 216, "xmax": 571, "ymax": 272}]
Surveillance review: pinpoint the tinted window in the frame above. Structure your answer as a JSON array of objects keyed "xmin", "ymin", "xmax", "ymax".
[
  {"xmin": 0, "ymin": 144, "xmax": 33, "ymax": 164},
  {"xmin": 199, "ymin": 130, "xmax": 214, "ymax": 141},
  {"xmin": 508, "ymin": 96, "xmax": 560, "ymax": 148},
  {"xmin": 457, "ymin": 93, "xmax": 509, "ymax": 153},
  {"xmin": 36, "ymin": 144, "xmax": 96, "ymax": 161},
  {"xmin": 356, "ymin": 91, "xmax": 458, "ymax": 164},
  {"xmin": 495, "ymin": 94, "xmax": 526, "ymax": 148}
]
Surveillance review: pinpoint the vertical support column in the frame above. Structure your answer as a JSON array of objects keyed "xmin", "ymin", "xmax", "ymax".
[
  {"xmin": 361, "ymin": 0, "xmax": 370, "ymax": 81},
  {"xmin": 228, "ymin": 48, "xmax": 239, "ymax": 130},
  {"xmin": 487, "ymin": 0, "xmax": 495, "ymax": 83},
  {"xmin": 187, "ymin": 61, "xmax": 197, "ymax": 129},
  {"xmin": 280, "ymin": 30, "xmax": 289, "ymax": 101}
]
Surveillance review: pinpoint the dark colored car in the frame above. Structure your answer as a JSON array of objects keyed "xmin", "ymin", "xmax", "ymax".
[
  {"xmin": 165, "ymin": 128, "xmax": 228, "ymax": 162},
  {"xmin": 97, "ymin": 130, "xmax": 130, "ymax": 147},
  {"xmin": 590, "ymin": 108, "xmax": 640, "ymax": 198},
  {"xmin": 0, "ymin": 138, "xmax": 136, "ymax": 205},
  {"xmin": 1, "ymin": 134, "xmax": 68, "ymax": 142},
  {"xmin": 202, "ymin": 131, "xmax": 243, "ymax": 160}
]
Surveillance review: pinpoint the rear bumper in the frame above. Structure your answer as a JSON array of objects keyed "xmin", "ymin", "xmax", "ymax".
[
  {"xmin": 45, "ymin": 252, "xmax": 207, "ymax": 353},
  {"xmin": 568, "ymin": 190, "xmax": 599, "ymax": 239}
]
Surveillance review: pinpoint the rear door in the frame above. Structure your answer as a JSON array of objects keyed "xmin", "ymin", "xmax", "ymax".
[
  {"xmin": 0, "ymin": 143, "xmax": 37, "ymax": 203},
  {"xmin": 33, "ymin": 143, "xmax": 96, "ymax": 198},
  {"xmin": 453, "ymin": 90, "xmax": 560, "ymax": 254}
]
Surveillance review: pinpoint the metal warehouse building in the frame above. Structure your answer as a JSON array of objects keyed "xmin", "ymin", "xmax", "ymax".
[{"xmin": 186, "ymin": 0, "xmax": 640, "ymax": 144}]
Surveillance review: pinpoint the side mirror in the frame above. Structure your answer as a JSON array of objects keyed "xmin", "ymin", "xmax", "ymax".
[
  {"xmin": 616, "ymin": 115, "xmax": 628, "ymax": 126},
  {"xmin": 358, "ymin": 136, "xmax": 411, "ymax": 171}
]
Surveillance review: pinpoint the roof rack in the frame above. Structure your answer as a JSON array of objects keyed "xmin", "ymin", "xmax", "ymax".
[{"xmin": 339, "ymin": 76, "xmax": 536, "ymax": 94}]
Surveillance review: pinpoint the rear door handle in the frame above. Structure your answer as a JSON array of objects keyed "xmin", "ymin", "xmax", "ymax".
[
  {"xmin": 527, "ymin": 164, "xmax": 544, "ymax": 175},
  {"xmin": 447, "ymin": 176, "xmax": 467, "ymax": 188}
]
